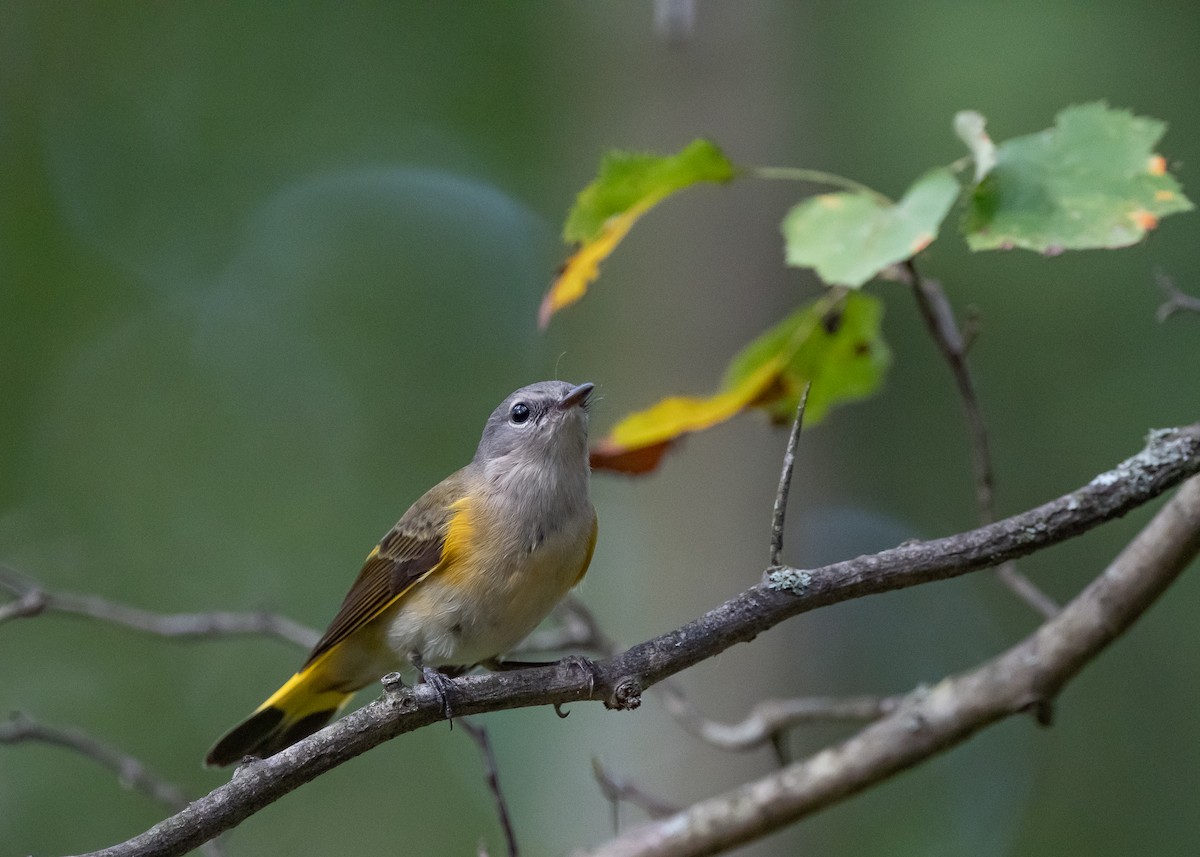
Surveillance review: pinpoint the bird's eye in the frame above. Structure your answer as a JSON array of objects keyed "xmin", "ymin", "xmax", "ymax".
[{"xmin": 510, "ymin": 402, "xmax": 531, "ymax": 424}]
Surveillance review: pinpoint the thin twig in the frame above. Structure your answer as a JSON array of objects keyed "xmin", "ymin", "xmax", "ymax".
[
  {"xmin": 993, "ymin": 563, "xmax": 1061, "ymax": 618},
  {"xmin": 592, "ymin": 758, "xmax": 680, "ymax": 828},
  {"xmin": 769, "ymin": 383, "xmax": 812, "ymax": 570},
  {"xmin": 460, "ymin": 718, "xmax": 519, "ymax": 857},
  {"xmin": 0, "ymin": 584, "xmax": 45, "ymax": 623},
  {"xmin": 902, "ymin": 261, "xmax": 994, "ymax": 513},
  {"xmin": 902, "ymin": 260, "xmax": 1061, "ymax": 619},
  {"xmin": 1, "ymin": 713, "xmax": 226, "ymax": 857},
  {"xmin": 577, "ymin": 472, "xmax": 1200, "ymax": 856},
  {"xmin": 1, "ymin": 713, "xmax": 190, "ymax": 807},
  {"xmin": 660, "ymin": 685, "xmax": 901, "ymax": 752},
  {"xmin": 1155, "ymin": 269, "xmax": 1200, "ymax": 321},
  {"xmin": 0, "ymin": 564, "xmax": 320, "ymax": 649}
]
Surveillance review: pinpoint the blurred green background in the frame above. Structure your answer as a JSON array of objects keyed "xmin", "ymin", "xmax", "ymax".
[{"xmin": 3, "ymin": 3, "xmax": 1199, "ymax": 855}]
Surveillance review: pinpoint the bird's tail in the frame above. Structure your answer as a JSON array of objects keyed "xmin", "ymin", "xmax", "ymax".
[{"xmin": 206, "ymin": 666, "xmax": 352, "ymax": 767}]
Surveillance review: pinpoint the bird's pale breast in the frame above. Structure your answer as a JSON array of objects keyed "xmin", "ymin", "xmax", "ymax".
[{"xmin": 383, "ymin": 493, "xmax": 595, "ymax": 667}]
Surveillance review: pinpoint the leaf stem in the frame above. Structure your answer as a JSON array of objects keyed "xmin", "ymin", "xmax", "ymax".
[{"xmin": 747, "ymin": 166, "xmax": 892, "ymax": 205}]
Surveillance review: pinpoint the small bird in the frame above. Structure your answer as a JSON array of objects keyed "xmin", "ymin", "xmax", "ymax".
[{"xmin": 206, "ymin": 380, "xmax": 597, "ymax": 767}]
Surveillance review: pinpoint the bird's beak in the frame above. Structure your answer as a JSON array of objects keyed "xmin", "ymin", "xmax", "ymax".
[{"xmin": 557, "ymin": 382, "xmax": 594, "ymax": 411}]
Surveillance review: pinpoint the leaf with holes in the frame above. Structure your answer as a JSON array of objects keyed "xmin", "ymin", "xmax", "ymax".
[
  {"xmin": 590, "ymin": 293, "xmax": 890, "ymax": 474},
  {"xmin": 722, "ymin": 291, "xmax": 890, "ymax": 424}
]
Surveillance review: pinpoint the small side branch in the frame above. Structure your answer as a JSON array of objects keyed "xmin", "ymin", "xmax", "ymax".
[
  {"xmin": 592, "ymin": 758, "xmax": 680, "ymax": 827},
  {"xmin": 460, "ymin": 718, "xmax": 519, "ymax": 857},
  {"xmin": 769, "ymin": 384, "xmax": 811, "ymax": 569},
  {"xmin": 903, "ymin": 261, "xmax": 995, "ymax": 512},
  {"xmin": 994, "ymin": 563, "xmax": 1061, "ymax": 619},
  {"xmin": 0, "ymin": 564, "xmax": 319, "ymax": 649},
  {"xmin": 660, "ymin": 685, "xmax": 900, "ymax": 752},
  {"xmin": 1155, "ymin": 269, "xmax": 1200, "ymax": 321},
  {"xmin": 902, "ymin": 261, "xmax": 1061, "ymax": 619}
]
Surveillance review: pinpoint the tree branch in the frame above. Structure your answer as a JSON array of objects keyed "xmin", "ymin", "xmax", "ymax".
[
  {"xmin": 0, "ymin": 564, "xmax": 319, "ymax": 649},
  {"xmin": 575, "ymin": 471, "xmax": 1200, "ymax": 856},
  {"xmin": 70, "ymin": 423, "xmax": 1200, "ymax": 857},
  {"xmin": 903, "ymin": 260, "xmax": 1062, "ymax": 619},
  {"xmin": 1, "ymin": 713, "xmax": 226, "ymax": 857}
]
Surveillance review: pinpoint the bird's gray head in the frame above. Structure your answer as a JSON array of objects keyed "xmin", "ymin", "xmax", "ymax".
[{"xmin": 474, "ymin": 381, "xmax": 594, "ymax": 475}]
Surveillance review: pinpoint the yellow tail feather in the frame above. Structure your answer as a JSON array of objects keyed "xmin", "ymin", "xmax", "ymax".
[{"xmin": 206, "ymin": 663, "xmax": 352, "ymax": 767}]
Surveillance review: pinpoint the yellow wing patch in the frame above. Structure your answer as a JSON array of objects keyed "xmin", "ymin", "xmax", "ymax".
[{"xmin": 574, "ymin": 511, "xmax": 599, "ymax": 587}]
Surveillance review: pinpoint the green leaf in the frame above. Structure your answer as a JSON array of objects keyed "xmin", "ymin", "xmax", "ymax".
[
  {"xmin": 563, "ymin": 139, "xmax": 735, "ymax": 243},
  {"xmin": 784, "ymin": 292, "xmax": 891, "ymax": 423},
  {"xmin": 963, "ymin": 102, "xmax": 1194, "ymax": 252},
  {"xmin": 591, "ymin": 292, "xmax": 890, "ymax": 475},
  {"xmin": 781, "ymin": 168, "xmax": 961, "ymax": 287},
  {"xmin": 722, "ymin": 291, "xmax": 891, "ymax": 424}
]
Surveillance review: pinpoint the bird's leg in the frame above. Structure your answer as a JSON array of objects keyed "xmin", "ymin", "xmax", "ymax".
[
  {"xmin": 481, "ymin": 657, "xmax": 556, "ymax": 671},
  {"xmin": 485, "ymin": 655, "xmax": 597, "ymax": 677},
  {"xmin": 409, "ymin": 651, "xmax": 458, "ymax": 721}
]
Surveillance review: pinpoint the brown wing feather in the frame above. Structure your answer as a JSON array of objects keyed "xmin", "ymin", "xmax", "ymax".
[{"xmin": 301, "ymin": 470, "xmax": 469, "ymax": 668}]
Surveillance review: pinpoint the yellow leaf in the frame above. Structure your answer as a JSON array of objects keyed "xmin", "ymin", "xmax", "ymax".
[
  {"xmin": 541, "ymin": 140, "xmax": 735, "ymax": 328},
  {"xmin": 539, "ymin": 199, "xmax": 653, "ymax": 329},
  {"xmin": 590, "ymin": 357, "xmax": 785, "ymax": 474}
]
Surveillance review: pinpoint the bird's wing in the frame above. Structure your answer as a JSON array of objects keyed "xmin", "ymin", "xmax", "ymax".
[
  {"xmin": 573, "ymin": 509, "xmax": 599, "ymax": 587},
  {"xmin": 301, "ymin": 470, "xmax": 470, "ymax": 668}
]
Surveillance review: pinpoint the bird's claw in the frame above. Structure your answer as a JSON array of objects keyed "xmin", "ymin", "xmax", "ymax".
[
  {"xmin": 558, "ymin": 654, "xmax": 601, "ymax": 694},
  {"xmin": 420, "ymin": 666, "xmax": 458, "ymax": 722}
]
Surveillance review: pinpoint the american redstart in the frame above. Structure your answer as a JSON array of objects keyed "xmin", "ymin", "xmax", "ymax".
[{"xmin": 206, "ymin": 380, "xmax": 597, "ymax": 767}]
